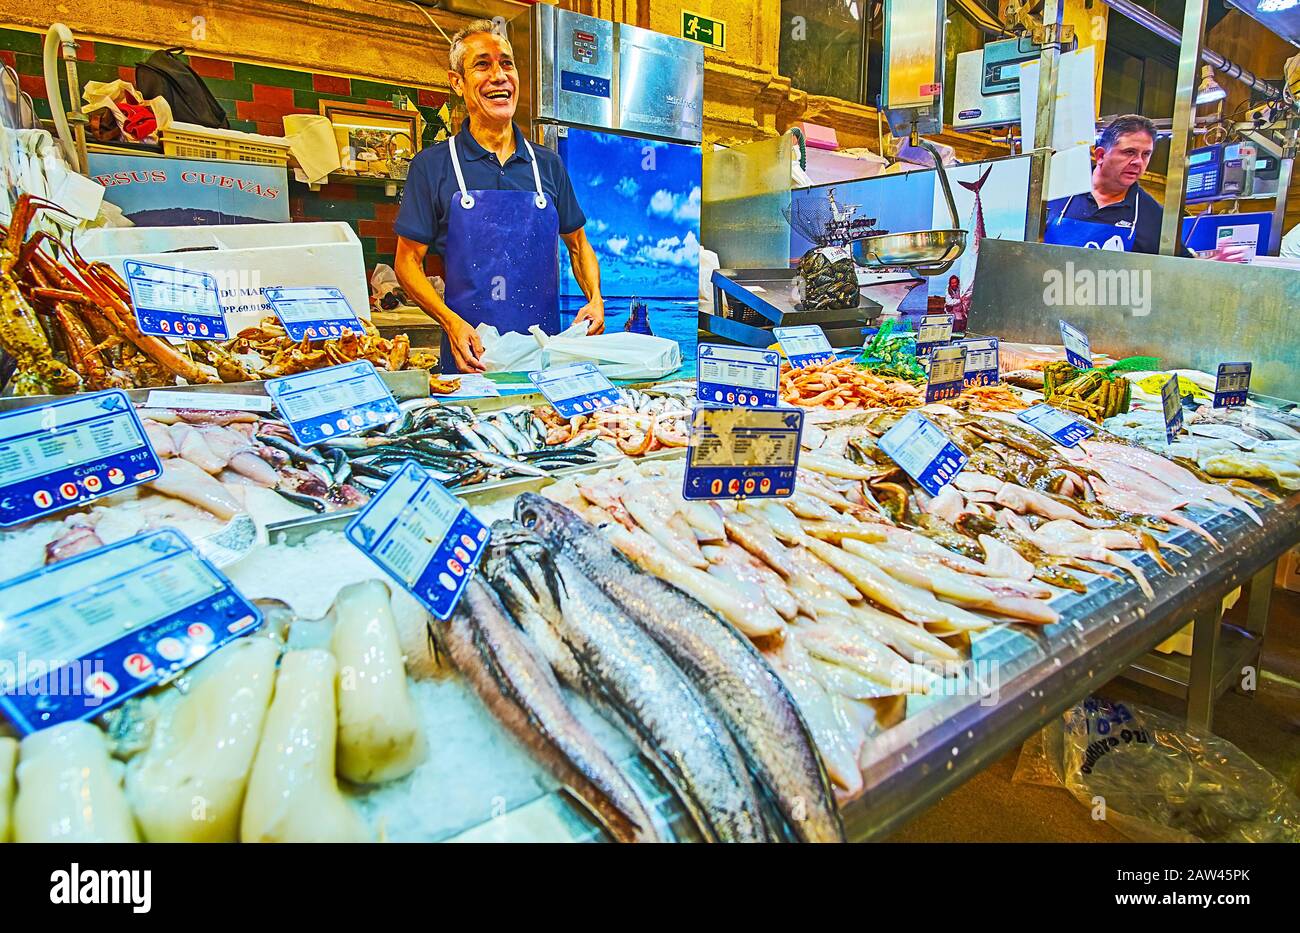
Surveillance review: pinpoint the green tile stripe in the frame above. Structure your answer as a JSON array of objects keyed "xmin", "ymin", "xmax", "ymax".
[
  {"xmin": 233, "ymin": 61, "xmax": 313, "ymax": 91},
  {"xmin": 0, "ymin": 27, "xmax": 43, "ymax": 55}
]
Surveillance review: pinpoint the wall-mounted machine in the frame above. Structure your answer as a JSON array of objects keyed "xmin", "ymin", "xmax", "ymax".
[
  {"xmin": 1185, "ymin": 142, "xmax": 1257, "ymax": 203},
  {"xmin": 953, "ymin": 33, "xmax": 1078, "ymax": 130}
]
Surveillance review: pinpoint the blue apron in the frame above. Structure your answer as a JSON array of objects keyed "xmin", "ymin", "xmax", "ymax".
[
  {"xmin": 441, "ymin": 134, "xmax": 559, "ymax": 373},
  {"xmin": 1044, "ymin": 194, "xmax": 1139, "ymax": 252}
]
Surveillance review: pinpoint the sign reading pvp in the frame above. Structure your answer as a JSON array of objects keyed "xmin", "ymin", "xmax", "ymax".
[
  {"xmin": 956, "ymin": 336, "xmax": 999, "ymax": 387},
  {"xmin": 0, "ymin": 530, "xmax": 262, "ymax": 734},
  {"xmin": 1161, "ymin": 374, "xmax": 1184, "ymax": 443},
  {"xmin": 877, "ymin": 410, "xmax": 967, "ymax": 496},
  {"xmin": 346, "ymin": 461, "xmax": 489, "ymax": 620},
  {"xmin": 265, "ymin": 360, "xmax": 400, "ymax": 446},
  {"xmin": 0, "ymin": 390, "xmax": 162, "ymax": 527},
  {"xmin": 773, "ymin": 325, "xmax": 834, "ymax": 369},
  {"xmin": 125, "ymin": 260, "xmax": 227, "ymax": 340},
  {"xmin": 915, "ymin": 314, "xmax": 954, "ymax": 355},
  {"xmin": 263, "ymin": 286, "xmax": 365, "ymax": 341},
  {"xmin": 697, "ymin": 343, "xmax": 779, "ymax": 407},
  {"xmin": 1018, "ymin": 402, "xmax": 1095, "ymax": 447},
  {"xmin": 1059, "ymin": 320, "xmax": 1092, "ymax": 369},
  {"xmin": 530, "ymin": 362, "xmax": 621, "ymax": 418},
  {"xmin": 1213, "ymin": 362, "xmax": 1251, "ymax": 408},
  {"xmin": 925, "ymin": 344, "xmax": 966, "ymax": 403},
  {"xmin": 683, "ymin": 406, "xmax": 803, "ymax": 501}
]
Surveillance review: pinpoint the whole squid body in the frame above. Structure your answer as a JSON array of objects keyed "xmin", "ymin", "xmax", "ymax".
[
  {"xmin": 438, "ymin": 577, "xmax": 661, "ymax": 843},
  {"xmin": 512, "ymin": 494, "xmax": 845, "ymax": 843},
  {"xmin": 484, "ymin": 522, "xmax": 771, "ymax": 843}
]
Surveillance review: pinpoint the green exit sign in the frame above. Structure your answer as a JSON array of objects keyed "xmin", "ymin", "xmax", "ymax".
[{"xmin": 682, "ymin": 10, "xmax": 725, "ymax": 50}]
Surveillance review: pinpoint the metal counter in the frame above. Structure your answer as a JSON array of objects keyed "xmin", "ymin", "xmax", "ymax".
[{"xmin": 841, "ymin": 488, "xmax": 1300, "ymax": 841}]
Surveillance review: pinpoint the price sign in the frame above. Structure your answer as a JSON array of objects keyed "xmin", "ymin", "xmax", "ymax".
[
  {"xmin": 773, "ymin": 325, "xmax": 834, "ymax": 369},
  {"xmin": 345, "ymin": 460, "xmax": 489, "ymax": 620},
  {"xmin": 957, "ymin": 336, "xmax": 999, "ymax": 387},
  {"xmin": 145, "ymin": 390, "xmax": 272, "ymax": 413},
  {"xmin": 915, "ymin": 314, "xmax": 954, "ymax": 355},
  {"xmin": 0, "ymin": 390, "xmax": 162, "ymax": 527},
  {"xmin": 124, "ymin": 260, "xmax": 227, "ymax": 340},
  {"xmin": 1213, "ymin": 362, "xmax": 1251, "ymax": 408},
  {"xmin": 925, "ymin": 344, "xmax": 967, "ymax": 403},
  {"xmin": 682, "ymin": 406, "xmax": 803, "ymax": 501},
  {"xmin": 697, "ymin": 343, "xmax": 780, "ymax": 407},
  {"xmin": 265, "ymin": 360, "xmax": 400, "ymax": 446},
  {"xmin": 1161, "ymin": 374, "xmax": 1184, "ymax": 444},
  {"xmin": 1018, "ymin": 402, "xmax": 1095, "ymax": 447},
  {"xmin": 1059, "ymin": 320, "xmax": 1092, "ymax": 369},
  {"xmin": 529, "ymin": 362, "xmax": 621, "ymax": 418},
  {"xmin": 0, "ymin": 529, "xmax": 261, "ymax": 734},
  {"xmin": 263, "ymin": 286, "xmax": 366, "ymax": 341},
  {"xmin": 877, "ymin": 410, "xmax": 968, "ymax": 496}
]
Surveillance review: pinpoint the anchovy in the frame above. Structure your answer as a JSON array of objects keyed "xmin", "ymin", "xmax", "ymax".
[
  {"xmin": 484, "ymin": 522, "xmax": 769, "ymax": 843},
  {"xmin": 466, "ymin": 450, "xmax": 549, "ymax": 476},
  {"xmin": 453, "ymin": 422, "xmax": 491, "ymax": 452},
  {"xmin": 274, "ymin": 487, "xmax": 328, "ymax": 512},
  {"xmin": 475, "ymin": 420, "xmax": 518, "ymax": 456},
  {"xmin": 436, "ymin": 578, "xmax": 662, "ymax": 843},
  {"xmin": 256, "ymin": 433, "xmax": 326, "ymax": 465},
  {"xmin": 328, "ymin": 447, "xmax": 352, "ymax": 485},
  {"xmin": 488, "ymin": 413, "xmax": 535, "ymax": 454},
  {"xmin": 513, "ymin": 493, "xmax": 845, "ymax": 843}
]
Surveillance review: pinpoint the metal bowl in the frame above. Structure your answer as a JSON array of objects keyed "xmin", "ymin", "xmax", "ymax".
[{"xmin": 852, "ymin": 228, "xmax": 968, "ymax": 276}]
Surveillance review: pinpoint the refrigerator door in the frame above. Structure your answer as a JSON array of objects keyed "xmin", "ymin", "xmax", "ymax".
[
  {"xmin": 534, "ymin": 6, "xmax": 614, "ymax": 130},
  {"xmin": 617, "ymin": 22, "xmax": 703, "ymax": 143}
]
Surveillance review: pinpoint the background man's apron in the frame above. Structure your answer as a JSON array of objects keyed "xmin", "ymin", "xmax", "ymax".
[
  {"xmin": 440, "ymin": 134, "xmax": 560, "ymax": 373},
  {"xmin": 1044, "ymin": 193, "xmax": 1139, "ymax": 252}
]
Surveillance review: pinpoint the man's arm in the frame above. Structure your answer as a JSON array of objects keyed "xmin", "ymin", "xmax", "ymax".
[
  {"xmin": 560, "ymin": 227, "xmax": 604, "ymax": 335},
  {"xmin": 394, "ymin": 235, "xmax": 484, "ymax": 372}
]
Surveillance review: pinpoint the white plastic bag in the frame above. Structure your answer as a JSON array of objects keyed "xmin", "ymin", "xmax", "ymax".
[
  {"xmin": 476, "ymin": 321, "xmax": 585, "ymax": 372},
  {"xmin": 477, "ymin": 319, "xmax": 681, "ymax": 380}
]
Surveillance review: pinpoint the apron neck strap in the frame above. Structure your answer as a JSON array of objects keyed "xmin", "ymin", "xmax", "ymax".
[{"xmin": 448, "ymin": 132, "xmax": 549, "ymax": 211}]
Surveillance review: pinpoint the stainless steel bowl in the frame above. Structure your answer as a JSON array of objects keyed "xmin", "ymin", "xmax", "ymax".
[{"xmin": 852, "ymin": 228, "xmax": 968, "ymax": 276}]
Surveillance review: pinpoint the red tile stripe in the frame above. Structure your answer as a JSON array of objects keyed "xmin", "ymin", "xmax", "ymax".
[
  {"xmin": 189, "ymin": 56, "xmax": 235, "ymax": 80},
  {"xmin": 313, "ymin": 73, "xmax": 351, "ymax": 95}
]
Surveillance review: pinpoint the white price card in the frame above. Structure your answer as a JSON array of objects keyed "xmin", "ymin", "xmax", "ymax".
[
  {"xmin": 265, "ymin": 360, "xmax": 400, "ymax": 446},
  {"xmin": 1018, "ymin": 402, "xmax": 1095, "ymax": 447},
  {"xmin": 263, "ymin": 286, "xmax": 365, "ymax": 341},
  {"xmin": 1059, "ymin": 320, "xmax": 1092, "ymax": 369},
  {"xmin": 125, "ymin": 260, "xmax": 227, "ymax": 340},
  {"xmin": 697, "ymin": 343, "xmax": 780, "ymax": 407},
  {"xmin": 877, "ymin": 410, "xmax": 968, "ymax": 496},
  {"xmin": 529, "ymin": 362, "xmax": 621, "ymax": 418},
  {"xmin": 773, "ymin": 325, "xmax": 834, "ymax": 369}
]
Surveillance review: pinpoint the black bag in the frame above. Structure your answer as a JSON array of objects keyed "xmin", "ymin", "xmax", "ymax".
[{"xmin": 135, "ymin": 47, "xmax": 229, "ymax": 129}]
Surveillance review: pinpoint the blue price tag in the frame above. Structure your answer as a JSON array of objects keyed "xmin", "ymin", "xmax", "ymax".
[
  {"xmin": 682, "ymin": 406, "xmax": 803, "ymax": 500},
  {"xmin": 345, "ymin": 461, "xmax": 489, "ymax": 620},
  {"xmin": 529, "ymin": 362, "xmax": 621, "ymax": 418},
  {"xmin": 263, "ymin": 286, "xmax": 365, "ymax": 341},
  {"xmin": 0, "ymin": 529, "xmax": 262, "ymax": 734},
  {"xmin": 1213, "ymin": 362, "xmax": 1251, "ymax": 408},
  {"xmin": 697, "ymin": 343, "xmax": 780, "ymax": 407},
  {"xmin": 265, "ymin": 360, "xmax": 400, "ymax": 446},
  {"xmin": 916, "ymin": 314, "xmax": 954, "ymax": 355},
  {"xmin": 925, "ymin": 344, "xmax": 967, "ymax": 403},
  {"xmin": 1059, "ymin": 320, "xmax": 1092, "ymax": 369},
  {"xmin": 877, "ymin": 410, "xmax": 968, "ymax": 497},
  {"xmin": 1018, "ymin": 402, "xmax": 1095, "ymax": 447},
  {"xmin": 1161, "ymin": 374, "xmax": 1184, "ymax": 443},
  {"xmin": 124, "ymin": 260, "xmax": 227, "ymax": 340},
  {"xmin": 0, "ymin": 390, "xmax": 162, "ymax": 528},
  {"xmin": 956, "ymin": 336, "xmax": 999, "ymax": 387},
  {"xmin": 773, "ymin": 325, "xmax": 834, "ymax": 369}
]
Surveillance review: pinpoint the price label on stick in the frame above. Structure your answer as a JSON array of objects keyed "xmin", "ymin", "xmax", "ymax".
[
  {"xmin": 1213, "ymin": 362, "xmax": 1251, "ymax": 408},
  {"xmin": 529, "ymin": 362, "xmax": 621, "ymax": 418},
  {"xmin": 125, "ymin": 260, "xmax": 227, "ymax": 340},
  {"xmin": 877, "ymin": 410, "xmax": 968, "ymax": 496},
  {"xmin": 1059, "ymin": 320, "xmax": 1092, "ymax": 369},
  {"xmin": 957, "ymin": 336, "xmax": 999, "ymax": 387},
  {"xmin": 916, "ymin": 314, "xmax": 954, "ymax": 355},
  {"xmin": 1161, "ymin": 374, "xmax": 1184, "ymax": 444},
  {"xmin": 346, "ymin": 461, "xmax": 489, "ymax": 620},
  {"xmin": 263, "ymin": 286, "xmax": 366, "ymax": 341},
  {"xmin": 925, "ymin": 344, "xmax": 967, "ymax": 403},
  {"xmin": 697, "ymin": 343, "xmax": 780, "ymax": 407},
  {"xmin": 265, "ymin": 360, "xmax": 401, "ymax": 446},
  {"xmin": 773, "ymin": 325, "xmax": 834, "ymax": 369},
  {"xmin": 0, "ymin": 390, "xmax": 162, "ymax": 527},
  {"xmin": 1018, "ymin": 402, "xmax": 1095, "ymax": 447},
  {"xmin": 0, "ymin": 529, "xmax": 262, "ymax": 734},
  {"xmin": 682, "ymin": 406, "xmax": 804, "ymax": 501}
]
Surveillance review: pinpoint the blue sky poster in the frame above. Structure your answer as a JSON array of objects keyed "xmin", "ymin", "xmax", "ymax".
[
  {"xmin": 88, "ymin": 152, "xmax": 290, "ymax": 226},
  {"xmin": 557, "ymin": 128, "xmax": 701, "ymax": 369}
]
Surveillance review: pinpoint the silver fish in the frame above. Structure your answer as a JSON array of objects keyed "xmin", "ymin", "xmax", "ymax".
[
  {"xmin": 515, "ymin": 493, "xmax": 844, "ymax": 843},
  {"xmin": 487, "ymin": 413, "xmax": 535, "ymax": 454},
  {"xmin": 484, "ymin": 523, "xmax": 769, "ymax": 843},
  {"xmin": 475, "ymin": 420, "xmax": 518, "ymax": 456},
  {"xmin": 467, "ymin": 450, "xmax": 549, "ymax": 476},
  {"xmin": 453, "ymin": 422, "xmax": 491, "ymax": 452}
]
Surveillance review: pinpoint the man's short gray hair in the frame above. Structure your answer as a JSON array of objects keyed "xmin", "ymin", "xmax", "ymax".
[
  {"xmin": 449, "ymin": 19, "xmax": 510, "ymax": 74},
  {"xmin": 1098, "ymin": 114, "xmax": 1157, "ymax": 151}
]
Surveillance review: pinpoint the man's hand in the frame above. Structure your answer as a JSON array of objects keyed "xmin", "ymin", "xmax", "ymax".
[
  {"xmin": 1206, "ymin": 244, "xmax": 1249, "ymax": 263},
  {"xmin": 443, "ymin": 314, "xmax": 486, "ymax": 373},
  {"xmin": 573, "ymin": 296, "xmax": 605, "ymax": 336}
]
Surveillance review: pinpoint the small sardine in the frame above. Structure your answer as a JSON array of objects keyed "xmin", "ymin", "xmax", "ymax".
[
  {"xmin": 256, "ymin": 433, "xmax": 326, "ymax": 466},
  {"xmin": 474, "ymin": 420, "xmax": 517, "ymax": 456},
  {"xmin": 467, "ymin": 450, "xmax": 548, "ymax": 476}
]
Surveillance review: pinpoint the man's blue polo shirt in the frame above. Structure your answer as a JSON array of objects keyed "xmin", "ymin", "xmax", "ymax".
[
  {"xmin": 394, "ymin": 124, "xmax": 586, "ymax": 258},
  {"xmin": 1045, "ymin": 183, "xmax": 1166, "ymax": 255}
]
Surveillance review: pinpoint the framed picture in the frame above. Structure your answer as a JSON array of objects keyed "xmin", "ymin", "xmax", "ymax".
[{"xmin": 319, "ymin": 100, "xmax": 422, "ymax": 178}]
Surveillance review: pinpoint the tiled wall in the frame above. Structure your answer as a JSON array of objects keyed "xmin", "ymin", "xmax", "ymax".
[{"xmin": 1, "ymin": 26, "xmax": 449, "ymax": 273}]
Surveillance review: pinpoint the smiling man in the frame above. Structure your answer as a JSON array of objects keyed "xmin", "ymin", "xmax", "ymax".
[{"xmin": 394, "ymin": 20, "xmax": 604, "ymax": 373}]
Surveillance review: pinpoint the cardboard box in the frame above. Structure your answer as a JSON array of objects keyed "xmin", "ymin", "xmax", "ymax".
[
  {"xmin": 77, "ymin": 222, "xmax": 369, "ymax": 335},
  {"xmin": 1277, "ymin": 547, "xmax": 1300, "ymax": 594}
]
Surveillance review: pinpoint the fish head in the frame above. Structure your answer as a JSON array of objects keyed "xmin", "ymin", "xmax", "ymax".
[
  {"xmin": 513, "ymin": 492, "xmax": 585, "ymax": 540},
  {"xmin": 483, "ymin": 519, "xmax": 565, "ymax": 618}
]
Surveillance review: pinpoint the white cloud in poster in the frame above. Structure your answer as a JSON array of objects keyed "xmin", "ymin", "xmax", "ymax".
[
  {"xmin": 587, "ymin": 219, "xmax": 609, "ymax": 234},
  {"xmin": 635, "ymin": 230, "xmax": 699, "ymax": 267},
  {"xmin": 588, "ymin": 173, "xmax": 605, "ymax": 187},
  {"xmin": 646, "ymin": 186, "xmax": 701, "ymax": 223},
  {"xmin": 647, "ymin": 189, "xmax": 676, "ymax": 216},
  {"xmin": 674, "ymin": 186, "xmax": 701, "ymax": 222},
  {"xmin": 615, "ymin": 176, "xmax": 641, "ymax": 198},
  {"xmin": 606, "ymin": 235, "xmax": 630, "ymax": 255}
]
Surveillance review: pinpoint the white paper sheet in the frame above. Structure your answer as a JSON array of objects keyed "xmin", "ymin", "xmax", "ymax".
[{"xmin": 1019, "ymin": 46, "xmax": 1096, "ymax": 202}]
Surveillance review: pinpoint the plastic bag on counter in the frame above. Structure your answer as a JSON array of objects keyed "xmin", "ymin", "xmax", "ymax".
[
  {"xmin": 1014, "ymin": 696, "xmax": 1300, "ymax": 842},
  {"xmin": 541, "ymin": 326, "xmax": 681, "ymax": 381}
]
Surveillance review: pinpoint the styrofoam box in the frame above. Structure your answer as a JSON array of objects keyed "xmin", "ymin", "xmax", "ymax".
[{"xmin": 76, "ymin": 221, "xmax": 369, "ymax": 335}]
